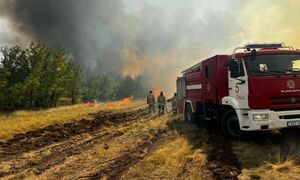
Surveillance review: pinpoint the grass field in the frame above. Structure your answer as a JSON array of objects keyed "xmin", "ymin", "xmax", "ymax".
[{"xmin": 0, "ymin": 101, "xmax": 299, "ymax": 179}]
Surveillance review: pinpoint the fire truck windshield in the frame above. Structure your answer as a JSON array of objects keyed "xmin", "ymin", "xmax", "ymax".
[{"xmin": 244, "ymin": 54, "xmax": 300, "ymax": 76}]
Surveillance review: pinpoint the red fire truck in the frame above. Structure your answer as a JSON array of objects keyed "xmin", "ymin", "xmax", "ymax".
[{"xmin": 177, "ymin": 43, "xmax": 300, "ymax": 138}]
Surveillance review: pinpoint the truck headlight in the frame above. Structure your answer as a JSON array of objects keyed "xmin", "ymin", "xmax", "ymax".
[{"xmin": 253, "ymin": 114, "xmax": 269, "ymax": 121}]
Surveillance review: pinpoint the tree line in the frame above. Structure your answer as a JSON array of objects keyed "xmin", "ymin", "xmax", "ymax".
[
  {"xmin": 82, "ymin": 75, "xmax": 148, "ymax": 102},
  {"xmin": 0, "ymin": 42, "xmax": 147, "ymax": 111}
]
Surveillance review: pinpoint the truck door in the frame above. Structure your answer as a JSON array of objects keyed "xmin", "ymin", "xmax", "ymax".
[{"xmin": 228, "ymin": 61, "xmax": 249, "ymax": 108}]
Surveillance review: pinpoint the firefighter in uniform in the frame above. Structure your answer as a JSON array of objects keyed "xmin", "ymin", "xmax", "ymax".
[
  {"xmin": 167, "ymin": 92, "xmax": 178, "ymax": 114},
  {"xmin": 147, "ymin": 91, "xmax": 155, "ymax": 115},
  {"xmin": 157, "ymin": 91, "xmax": 166, "ymax": 115}
]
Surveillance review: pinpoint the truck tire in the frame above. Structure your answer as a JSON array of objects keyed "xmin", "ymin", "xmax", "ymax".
[
  {"xmin": 185, "ymin": 103, "xmax": 197, "ymax": 123},
  {"xmin": 221, "ymin": 110, "xmax": 242, "ymax": 139}
]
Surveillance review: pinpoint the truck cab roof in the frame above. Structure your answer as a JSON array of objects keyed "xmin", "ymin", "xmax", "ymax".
[{"xmin": 232, "ymin": 43, "xmax": 300, "ymax": 59}]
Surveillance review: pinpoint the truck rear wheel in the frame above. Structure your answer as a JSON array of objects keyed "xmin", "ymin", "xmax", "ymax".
[
  {"xmin": 185, "ymin": 103, "xmax": 197, "ymax": 123},
  {"xmin": 221, "ymin": 110, "xmax": 242, "ymax": 139}
]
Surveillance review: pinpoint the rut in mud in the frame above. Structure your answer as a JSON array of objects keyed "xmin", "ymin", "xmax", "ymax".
[
  {"xmin": 86, "ymin": 128, "xmax": 169, "ymax": 180},
  {"xmin": 0, "ymin": 107, "xmax": 147, "ymax": 160},
  {"xmin": 205, "ymin": 133, "xmax": 242, "ymax": 180},
  {"xmin": 0, "ymin": 129, "xmax": 125, "ymax": 177}
]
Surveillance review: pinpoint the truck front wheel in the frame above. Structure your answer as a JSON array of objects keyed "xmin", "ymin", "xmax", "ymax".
[{"xmin": 221, "ymin": 110, "xmax": 242, "ymax": 139}]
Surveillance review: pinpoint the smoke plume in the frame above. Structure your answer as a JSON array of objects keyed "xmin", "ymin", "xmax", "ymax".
[{"xmin": 1, "ymin": 0, "xmax": 300, "ymax": 96}]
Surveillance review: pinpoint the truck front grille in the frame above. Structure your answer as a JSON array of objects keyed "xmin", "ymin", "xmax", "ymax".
[
  {"xmin": 279, "ymin": 114, "xmax": 300, "ymax": 120},
  {"xmin": 270, "ymin": 96, "xmax": 300, "ymax": 105}
]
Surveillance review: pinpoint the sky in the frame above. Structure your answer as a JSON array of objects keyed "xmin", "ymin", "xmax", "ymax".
[{"xmin": 0, "ymin": 0, "xmax": 300, "ymax": 96}]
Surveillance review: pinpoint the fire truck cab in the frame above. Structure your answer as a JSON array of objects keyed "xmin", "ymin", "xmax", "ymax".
[{"xmin": 177, "ymin": 43, "xmax": 300, "ymax": 138}]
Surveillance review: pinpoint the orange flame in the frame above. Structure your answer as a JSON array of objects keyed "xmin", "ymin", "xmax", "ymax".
[
  {"xmin": 153, "ymin": 88, "xmax": 160, "ymax": 98},
  {"xmin": 104, "ymin": 96, "xmax": 134, "ymax": 109},
  {"xmin": 86, "ymin": 101, "xmax": 95, "ymax": 107},
  {"xmin": 104, "ymin": 103, "xmax": 114, "ymax": 109},
  {"xmin": 118, "ymin": 96, "xmax": 134, "ymax": 106}
]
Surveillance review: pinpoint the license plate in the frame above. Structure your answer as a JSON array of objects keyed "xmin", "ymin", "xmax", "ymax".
[{"xmin": 287, "ymin": 121, "xmax": 300, "ymax": 127}]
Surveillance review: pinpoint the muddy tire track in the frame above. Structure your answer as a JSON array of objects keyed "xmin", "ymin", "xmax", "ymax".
[
  {"xmin": 205, "ymin": 133, "xmax": 242, "ymax": 180},
  {"xmin": 86, "ymin": 128, "xmax": 169, "ymax": 180},
  {"xmin": 175, "ymin": 131, "xmax": 241, "ymax": 180},
  {"xmin": 167, "ymin": 119, "xmax": 241, "ymax": 179}
]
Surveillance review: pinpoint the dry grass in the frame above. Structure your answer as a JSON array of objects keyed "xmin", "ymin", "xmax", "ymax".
[
  {"xmin": 271, "ymin": 160, "xmax": 295, "ymax": 171},
  {"xmin": 124, "ymin": 137, "xmax": 193, "ymax": 179},
  {"xmin": 234, "ymin": 133, "xmax": 300, "ymax": 180},
  {"xmin": 0, "ymin": 100, "xmax": 144, "ymax": 141},
  {"xmin": 239, "ymin": 161, "xmax": 300, "ymax": 180},
  {"xmin": 124, "ymin": 139, "xmax": 209, "ymax": 180}
]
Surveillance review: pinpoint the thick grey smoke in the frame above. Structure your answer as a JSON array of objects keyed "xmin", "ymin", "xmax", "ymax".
[
  {"xmin": 0, "ymin": 0, "xmax": 126, "ymax": 78},
  {"xmin": 0, "ymin": 0, "xmax": 245, "ymax": 95}
]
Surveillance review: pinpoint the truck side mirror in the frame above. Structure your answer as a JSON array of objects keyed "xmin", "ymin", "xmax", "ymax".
[
  {"xmin": 228, "ymin": 61, "xmax": 239, "ymax": 78},
  {"xmin": 250, "ymin": 49, "xmax": 257, "ymax": 61}
]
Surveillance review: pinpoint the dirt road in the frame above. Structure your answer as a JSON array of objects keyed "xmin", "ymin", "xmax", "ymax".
[{"xmin": 1, "ymin": 104, "xmax": 300, "ymax": 179}]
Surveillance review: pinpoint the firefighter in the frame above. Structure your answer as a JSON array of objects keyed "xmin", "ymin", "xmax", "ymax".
[
  {"xmin": 167, "ymin": 92, "xmax": 178, "ymax": 114},
  {"xmin": 157, "ymin": 91, "xmax": 166, "ymax": 115},
  {"xmin": 147, "ymin": 90, "xmax": 155, "ymax": 115}
]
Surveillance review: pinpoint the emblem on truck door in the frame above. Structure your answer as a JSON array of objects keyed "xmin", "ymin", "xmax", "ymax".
[
  {"xmin": 290, "ymin": 97, "xmax": 296, "ymax": 103},
  {"xmin": 207, "ymin": 83, "xmax": 211, "ymax": 91},
  {"xmin": 287, "ymin": 80, "xmax": 295, "ymax": 89}
]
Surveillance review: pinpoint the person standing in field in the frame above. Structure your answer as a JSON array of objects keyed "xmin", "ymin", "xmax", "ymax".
[
  {"xmin": 147, "ymin": 90, "xmax": 156, "ymax": 115},
  {"xmin": 157, "ymin": 91, "xmax": 166, "ymax": 115}
]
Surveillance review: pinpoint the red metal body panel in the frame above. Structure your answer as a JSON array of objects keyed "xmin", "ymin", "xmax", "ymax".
[
  {"xmin": 185, "ymin": 71, "xmax": 202, "ymax": 99},
  {"xmin": 248, "ymin": 75, "xmax": 300, "ymax": 109},
  {"xmin": 215, "ymin": 55, "xmax": 231, "ymax": 103},
  {"xmin": 200, "ymin": 56, "xmax": 217, "ymax": 105}
]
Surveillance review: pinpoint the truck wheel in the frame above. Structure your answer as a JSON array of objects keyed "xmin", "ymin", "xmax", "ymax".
[
  {"xmin": 185, "ymin": 104, "xmax": 197, "ymax": 123},
  {"xmin": 221, "ymin": 110, "xmax": 242, "ymax": 139}
]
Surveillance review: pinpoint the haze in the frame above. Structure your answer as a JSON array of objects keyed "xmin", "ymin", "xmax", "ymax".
[{"xmin": 0, "ymin": 0, "xmax": 299, "ymax": 96}]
